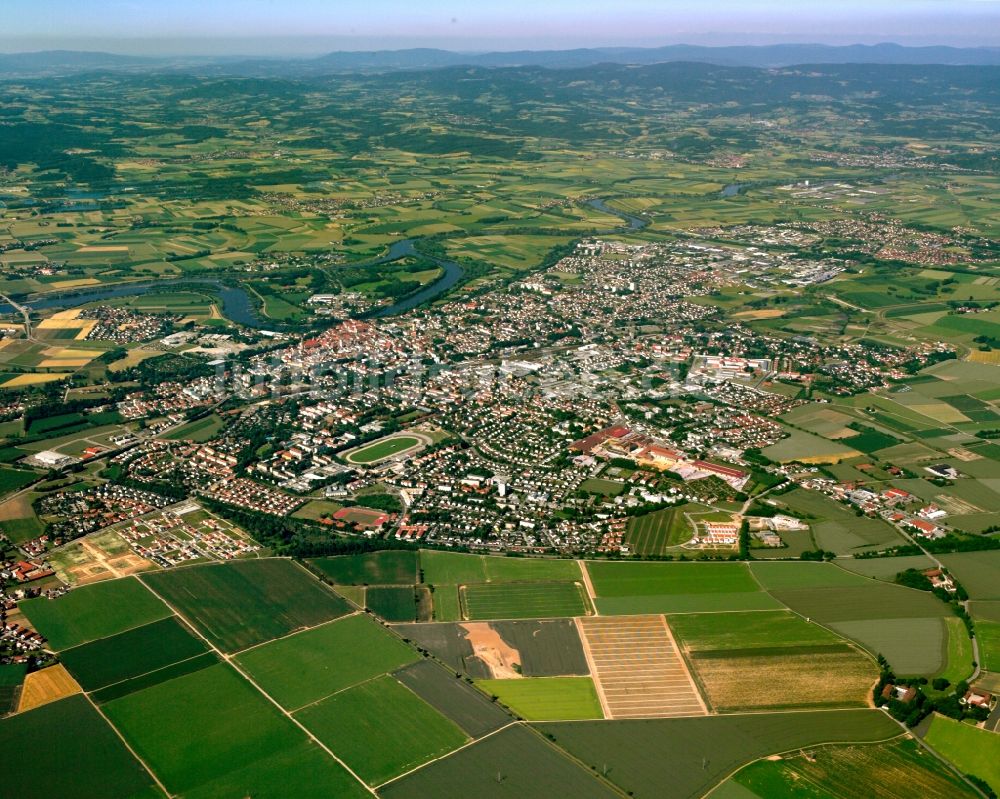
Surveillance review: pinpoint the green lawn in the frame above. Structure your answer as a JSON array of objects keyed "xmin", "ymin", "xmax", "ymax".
[
  {"xmin": 347, "ymin": 435, "xmax": 421, "ymax": 464},
  {"xmin": 295, "ymin": 674, "xmax": 468, "ymax": 786},
  {"xmin": 477, "ymin": 677, "xmax": 603, "ymax": 720},
  {"xmin": 579, "ymin": 477, "xmax": 625, "ymax": 497},
  {"xmin": 19, "ymin": 577, "xmax": 171, "ymax": 651},
  {"xmin": 233, "ymin": 613, "xmax": 419, "ymax": 710},
  {"xmin": 924, "ymin": 714, "xmax": 1000, "ymax": 794}
]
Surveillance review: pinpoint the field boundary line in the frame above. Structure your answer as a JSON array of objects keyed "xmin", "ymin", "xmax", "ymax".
[
  {"xmin": 287, "ymin": 671, "xmax": 389, "ymax": 715},
  {"xmin": 85, "ymin": 649, "xmax": 214, "ymax": 695},
  {"xmin": 83, "ymin": 691, "xmax": 175, "ymax": 799},
  {"xmin": 138, "ymin": 578, "xmax": 378, "ymax": 797},
  {"xmin": 577, "ymin": 560, "xmax": 598, "ymax": 614},
  {"xmin": 574, "ymin": 617, "xmax": 613, "ymax": 719},
  {"xmin": 229, "ymin": 609, "xmax": 361, "ymax": 657},
  {"xmin": 372, "ymin": 719, "xmax": 522, "ymax": 790},
  {"xmin": 660, "ymin": 615, "xmax": 709, "ymax": 715}
]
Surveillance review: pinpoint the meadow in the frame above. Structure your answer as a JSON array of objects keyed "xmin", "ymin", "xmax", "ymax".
[
  {"xmin": 924, "ymin": 714, "xmax": 1000, "ymax": 795},
  {"xmin": 477, "ymin": 677, "xmax": 603, "ymax": 720}
]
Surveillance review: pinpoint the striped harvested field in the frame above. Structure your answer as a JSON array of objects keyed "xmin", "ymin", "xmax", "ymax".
[
  {"xmin": 576, "ymin": 615, "xmax": 706, "ymax": 719},
  {"xmin": 17, "ymin": 663, "xmax": 82, "ymax": 712}
]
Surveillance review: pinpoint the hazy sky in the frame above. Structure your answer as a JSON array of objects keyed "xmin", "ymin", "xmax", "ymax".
[{"xmin": 4, "ymin": 0, "xmax": 1000, "ymax": 55}]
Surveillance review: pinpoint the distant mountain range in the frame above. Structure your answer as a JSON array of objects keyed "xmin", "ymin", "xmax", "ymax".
[{"xmin": 2, "ymin": 42, "xmax": 1000, "ymax": 78}]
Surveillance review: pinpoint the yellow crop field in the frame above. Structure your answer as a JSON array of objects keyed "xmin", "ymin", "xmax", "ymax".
[
  {"xmin": 2, "ymin": 373, "xmax": 68, "ymax": 387},
  {"xmin": 18, "ymin": 664, "xmax": 82, "ymax": 712}
]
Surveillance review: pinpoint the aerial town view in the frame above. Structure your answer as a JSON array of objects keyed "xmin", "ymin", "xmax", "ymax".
[{"xmin": 2, "ymin": 1, "xmax": 1000, "ymax": 797}]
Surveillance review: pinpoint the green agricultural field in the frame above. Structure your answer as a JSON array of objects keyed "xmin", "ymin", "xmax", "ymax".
[
  {"xmin": 482, "ymin": 556, "xmax": 582, "ymax": 583},
  {"xmin": 161, "ymin": 413, "xmax": 225, "ymax": 442},
  {"xmin": 461, "ymin": 581, "xmax": 590, "ymax": 620},
  {"xmin": 924, "ymin": 714, "xmax": 1000, "ymax": 795},
  {"xmin": 296, "ymin": 674, "xmax": 468, "ymax": 786},
  {"xmin": 420, "ymin": 549, "xmax": 489, "ymax": 584},
  {"xmin": 366, "ymin": 585, "xmax": 424, "ymax": 622},
  {"xmin": 975, "ymin": 619, "xmax": 1000, "ymax": 672},
  {"xmin": 837, "ymin": 554, "xmax": 937, "ymax": 580},
  {"xmin": 104, "ymin": 661, "xmax": 365, "ymax": 797},
  {"xmin": 0, "ymin": 466, "xmax": 38, "ymax": 496},
  {"xmin": 431, "ymin": 583, "xmax": 463, "ymax": 621},
  {"xmin": 586, "ymin": 561, "xmax": 780, "ymax": 614},
  {"xmin": 477, "ymin": 677, "xmax": 603, "ymax": 720},
  {"xmin": 539, "ymin": 710, "xmax": 900, "ymax": 799},
  {"xmin": 234, "ymin": 613, "xmax": 418, "ymax": 710},
  {"xmin": 420, "ymin": 550, "xmax": 581, "ymax": 585},
  {"xmin": 748, "ymin": 561, "xmax": 874, "ymax": 590},
  {"xmin": 346, "ymin": 435, "xmax": 421, "ymax": 464},
  {"xmin": 668, "ymin": 610, "xmax": 842, "ymax": 652},
  {"xmin": 379, "ymin": 724, "xmax": 619, "ymax": 799},
  {"xmin": 770, "ymin": 488, "xmax": 904, "ymax": 555},
  {"xmin": 141, "ymin": 558, "xmax": 351, "ymax": 653},
  {"xmin": 728, "ymin": 738, "xmax": 979, "ymax": 799},
  {"xmin": 20, "ymin": 576, "xmax": 171, "ymax": 651},
  {"xmin": 625, "ymin": 506, "xmax": 695, "ymax": 555},
  {"xmin": 937, "ymin": 617, "xmax": 975, "ymax": 685},
  {"xmin": 596, "ymin": 592, "xmax": 783, "ymax": 615},
  {"xmin": 939, "ymin": 551, "xmax": 1000, "ymax": 599},
  {"xmin": 0, "ymin": 663, "xmax": 26, "ymax": 713},
  {"xmin": 830, "ymin": 617, "xmax": 946, "ymax": 676},
  {"xmin": 0, "ymin": 695, "xmax": 164, "ymax": 799},
  {"xmin": 309, "ymin": 549, "xmax": 419, "ymax": 585},
  {"xmin": 394, "ymin": 660, "xmax": 512, "ymax": 738},
  {"xmin": 587, "ymin": 561, "xmax": 759, "ymax": 596},
  {"xmin": 579, "ymin": 477, "xmax": 625, "ymax": 496},
  {"xmin": 59, "ymin": 616, "xmax": 208, "ymax": 691},
  {"xmin": 91, "ymin": 652, "xmax": 220, "ymax": 704},
  {"xmin": 769, "ymin": 583, "xmax": 951, "ymax": 623}
]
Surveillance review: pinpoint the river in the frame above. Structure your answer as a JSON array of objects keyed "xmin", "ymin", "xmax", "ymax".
[{"xmin": 0, "ymin": 197, "xmax": 644, "ymax": 326}]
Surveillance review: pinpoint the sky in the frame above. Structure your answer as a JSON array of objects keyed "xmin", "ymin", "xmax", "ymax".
[{"xmin": 3, "ymin": 0, "xmax": 1000, "ymax": 55}]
